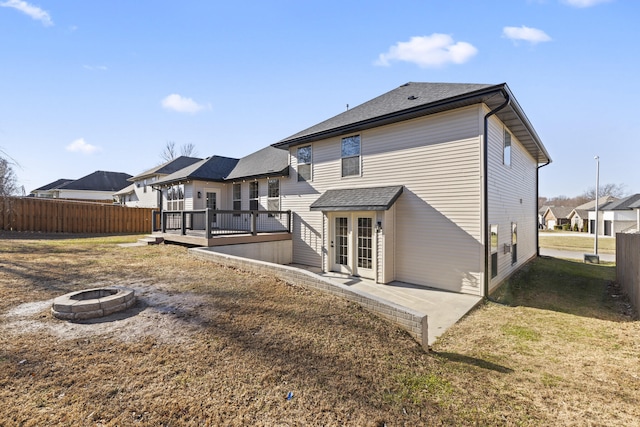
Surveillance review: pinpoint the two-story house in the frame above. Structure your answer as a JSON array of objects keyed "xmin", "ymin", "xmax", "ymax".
[{"xmin": 273, "ymin": 82, "xmax": 550, "ymax": 296}]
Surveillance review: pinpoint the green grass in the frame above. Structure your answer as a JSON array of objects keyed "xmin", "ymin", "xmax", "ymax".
[
  {"xmin": 538, "ymin": 232, "xmax": 616, "ymax": 254},
  {"xmin": 492, "ymin": 256, "xmax": 618, "ymax": 319}
]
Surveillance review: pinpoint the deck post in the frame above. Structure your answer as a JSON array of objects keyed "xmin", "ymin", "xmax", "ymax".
[
  {"xmin": 251, "ymin": 211, "xmax": 257, "ymax": 236},
  {"xmin": 206, "ymin": 208, "xmax": 212, "ymax": 238},
  {"xmin": 181, "ymin": 210, "xmax": 186, "ymax": 235},
  {"xmin": 161, "ymin": 211, "xmax": 166, "ymax": 233},
  {"xmin": 287, "ymin": 210, "xmax": 292, "ymax": 233}
]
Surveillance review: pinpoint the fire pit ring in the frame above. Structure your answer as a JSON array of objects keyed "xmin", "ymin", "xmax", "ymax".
[{"xmin": 51, "ymin": 287, "xmax": 136, "ymax": 320}]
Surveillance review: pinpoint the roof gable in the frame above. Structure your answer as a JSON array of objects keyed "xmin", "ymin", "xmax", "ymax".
[
  {"xmin": 226, "ymin": 146, "xmax": 289, "ymax": 181},
  {"xmin": 274, "ymin": 82, "xmax": 550, "ymax": 164},
  {"xmin": 128, "ymin": 156, "xmax": 203, "ymax": 181},
  {"xmin": 155, "ymin": 155, "xmax": 239, "ymax": 185}
]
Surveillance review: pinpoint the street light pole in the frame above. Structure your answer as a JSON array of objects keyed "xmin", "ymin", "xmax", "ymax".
[{"xmin": 594, "ymin": 156, "xmax": 599, "ymax": 255}]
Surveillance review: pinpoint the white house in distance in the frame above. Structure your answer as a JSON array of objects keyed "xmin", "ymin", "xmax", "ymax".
[
  {"xmin": 115, "ymin": 156, "xmax": 202, "ymax": 208},
  {"xmin": 31, "ymin": 171, "xmax": 131, "ymax": 202},
  {"xmin": 588, "ymin": 193, "xmax": 640, "ymax": 235},
  {"xmin": 155, "ymin": 82, "xmax": 551, "ymax": 297}
]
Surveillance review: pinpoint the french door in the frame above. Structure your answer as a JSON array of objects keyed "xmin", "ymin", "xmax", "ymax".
[{"xmin": 330, "ymin": 213, "xmax": 375, "ymax": 279}]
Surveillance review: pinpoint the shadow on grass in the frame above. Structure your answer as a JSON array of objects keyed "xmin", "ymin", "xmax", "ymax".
[
  {"xmin": 491, "ymin": 256, "xmax": 632, "ymax": 322},
  {"xmin": 432, "ymin": 352, "xmax": 513, "ymax": 373}
]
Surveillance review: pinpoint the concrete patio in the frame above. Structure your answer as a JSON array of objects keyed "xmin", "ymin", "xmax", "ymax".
[{"xmin": 293, "ymin": 266, "xmax": 483, "ymax": 345}]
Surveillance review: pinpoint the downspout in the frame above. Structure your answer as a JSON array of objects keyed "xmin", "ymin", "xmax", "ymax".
[
  {"xmin": 483, "ymin": 90, "xmax": 510, "ymax": 297},
  {"xmin": 536, "ymin": 159, "xmax": 551, "ymax": 256}
]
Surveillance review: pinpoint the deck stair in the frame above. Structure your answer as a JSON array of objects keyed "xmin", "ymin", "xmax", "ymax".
[{"xmin": 137, "ymin": 235, "xmax": 164, "ymax": 245}]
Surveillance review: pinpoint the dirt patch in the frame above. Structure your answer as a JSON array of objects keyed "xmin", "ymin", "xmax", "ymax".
[{"xmin": 1, "ymin": 280, "xmax": 214, "ymax": 344}]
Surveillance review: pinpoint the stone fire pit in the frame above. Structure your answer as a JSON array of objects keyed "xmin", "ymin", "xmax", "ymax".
[{"xmin": 51, "ymin": 287, "xmax": 136, "ymax": 320}]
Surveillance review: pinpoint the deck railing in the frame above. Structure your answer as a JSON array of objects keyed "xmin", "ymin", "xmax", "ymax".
[{"xmin": 152, "ymin": 209, "xmax": 292, "ymax": 238}]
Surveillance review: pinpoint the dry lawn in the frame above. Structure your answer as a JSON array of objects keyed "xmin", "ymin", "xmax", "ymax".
[{"xmin": 0, "ymin": 232, "xmax": 638, "ymax": 426}]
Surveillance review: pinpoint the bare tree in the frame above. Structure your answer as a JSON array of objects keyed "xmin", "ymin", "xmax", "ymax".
[
  {"xmin": 0, "ymin": 148, "xmax": 18, "ymax": 198},
  {"xmin": 160, "ymin": 141, "xmax": 198, "ymax": 162},
  {"xmin": 160, "ymin": 141, "xmax": 177, "ymax": 163},
  {"xmin": 180, "ymin": 142, "xmax": 197, "ymax": 157},
  {"xmin": 581, "ymin": 183, "xmax": 626, "ymax": 200}
]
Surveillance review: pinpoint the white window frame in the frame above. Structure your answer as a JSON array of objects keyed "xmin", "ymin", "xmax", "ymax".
[
  {"xmin": 249, "ymin": 181, "xmax": 259, "ymax": 211},
  {"xmin": 503, "ymin": 128, "xmax": 512, "ymax": 167},
  {"xmin": 232, "ymin": 183, "xmax": 241, "ymax": 212},
  {"xmin": 297, "ymin": 145, "xmax": 312, "ymax": 182},
  {"xmin": 341, "ymin": 135, "xmax": 361, "ymax": 177}
]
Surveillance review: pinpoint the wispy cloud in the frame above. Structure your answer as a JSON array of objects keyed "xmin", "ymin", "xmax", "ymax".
[
  {"xmin": 561, "ymin": 0, "xmax": 613, "ymax": 7},
  {"xmin": 503, "ymin": 26, "xmax": 552, "ymax": 44},
  {"xmin": 375, "ymin": 34, "xmax": 478, "ymax": 68},
  {"xmin": 66, "ymin": 138, "xmax": 100, "ymax": 154},
  {"xmin": 83, "ymin": 65, "xmax": 108, "ymax": 71},
  {"xmin": 161, "ymin": 94, "xmax": 210, "ymax": 114},
  {"xmin": 0, "ymin": 0, "xmax": 52, "ymax": 26}
]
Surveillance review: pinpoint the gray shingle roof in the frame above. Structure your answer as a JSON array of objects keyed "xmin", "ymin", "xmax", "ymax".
[
  {"xmin": 62, "ymin": 171, "xmax": 132, "ymax": 192},
  {"xmin": 154, "ymin": 155, "xmax": 239, "ymax": 186},
  {"xmin": 601, "ymin": 193, "xmax": 640, "ymax": 211},
  {"xmin": 128, "ymin": 156, "xmax": 202, "ymax": 181},
  {"xmin": 575, "ymin": 196, "xmax": 617, "ymax": 211},
  {"xmin": 226, "ymin": 146, "xmax": 289, "ymax": 181},
  {"xmin": 310, "ymin": 186, "xmax": 403, "ymax": 211},
  {"xmin": 32, "ymin": 178, "xmax": 74, "ymax": 192},
  {"xmin": 274, "ymin": 82, "xmax": 550, "ymax": 164},
  {"xmin": 545, "ymin": 206, "xmax": 573, "ymax": 220}
]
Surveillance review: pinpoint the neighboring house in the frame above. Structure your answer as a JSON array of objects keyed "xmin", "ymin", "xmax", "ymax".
[
  {"xmin": 542, "ymin": 206, "xmax": 573, "ymax": 230},
  {"xmin": 588, "ymin": 193, "xmax": 640, "ymax": 235},
  {"xmin": 154, "ymin": 82, "xmax": 550, "ymax": 297},
  {"xmin": 117, "ymin": 156, "xmax": 202, "ymax": 208},
  {"xmin": 567, "ymin": 196, "xmax": 617, "ymax": 232},
  {"xmin": 30, "ymin": 171, "xmax": 132, "ymax": 202},
  {"xmin": 31, "ymin": 178, "xmax": 74, "ymax": 198},
  {"xmin": 538, "ymin": 206, "xmax": 550, "ymax": 229},
  {"xmin": 271, "ymin": 82, "xmax": 551, "ymax": 297}
]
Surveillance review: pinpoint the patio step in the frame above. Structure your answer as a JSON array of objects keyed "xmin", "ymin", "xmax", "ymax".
[{"xmin": 138, "ymin": 235, "xmax": 164, "ymax": 245}]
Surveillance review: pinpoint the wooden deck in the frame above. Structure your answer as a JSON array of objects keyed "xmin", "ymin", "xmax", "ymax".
[{"xmin": 154, "ymin": 230, "xmax": 291, "ymax": 247}]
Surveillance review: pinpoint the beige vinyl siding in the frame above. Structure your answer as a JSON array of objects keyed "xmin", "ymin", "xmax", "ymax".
[
  {"xmin": 486, "ymin": 111, "xmax": 538, "ymax": 292},
  {"xmin": 282, "ymin": 105, "xmax": 485, "ymax": 294}
]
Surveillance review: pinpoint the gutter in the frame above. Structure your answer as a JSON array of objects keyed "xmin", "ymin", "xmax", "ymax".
[{"xmin": 483, "ymin": 90, "xmax": 510, "ymax": 297}]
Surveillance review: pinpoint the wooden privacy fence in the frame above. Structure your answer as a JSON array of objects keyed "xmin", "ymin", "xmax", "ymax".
[
  {"xmin": 0, "ymin": 197, "xmax": 153, "ymax": 234},
  {"xmin": 616, "ymin": 233, "xmax": 640, "ymax": 316}
]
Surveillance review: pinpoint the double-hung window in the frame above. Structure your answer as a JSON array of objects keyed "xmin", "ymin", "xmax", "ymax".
[
  {"xmin": 490, "ymin": 224, "xmax": 498, "ymax": 278},
  {"xmin": 297, "ymin": 146, "xmax": 312, "ymax": 182},
  {"xmin": 341, "ymin": 135, "xmax": 360, "ymax": 177},
  {"xmin": 267, "ymin": 178, "xmax": 280, "ymax": 215},
  {"xmin": 503, "ymin": 128, "xmax": 512, "ymax": 167},
  {"xmin": 249, "ymin": 181, "xmax": 259, "ymax": 210},
  {"xmin": 232, "ymin": 183, "xmax": 241, "ymax": 216}
]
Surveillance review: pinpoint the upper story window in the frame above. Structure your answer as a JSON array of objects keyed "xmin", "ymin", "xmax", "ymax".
[
  {"xmin": 232, "ymin": 183, "xmax": 241, "ymax": 215},
  {"xmin": 297, "ymin": 146, "xmax": 312, "ymax": 182},
  {"xmin": 341, "ymin": 135, "xmax": 360, "ymax": 177},
  {"xmin": 249, "ymin": 181, "xmax": 259, "ymax": 210},
  {"xmin": 503, "ymin": 128, "xmax": 512, "ymax": 167}
]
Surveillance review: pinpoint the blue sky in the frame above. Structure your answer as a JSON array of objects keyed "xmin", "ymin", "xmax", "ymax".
[{"xmin": 1, "ymin": 0, "xmax": 637, "ymax": 198}]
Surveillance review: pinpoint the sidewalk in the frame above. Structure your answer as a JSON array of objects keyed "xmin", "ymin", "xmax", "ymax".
[{"xmin": 539, "ymin": 248, "xmax": 615, "ymax": 263}]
